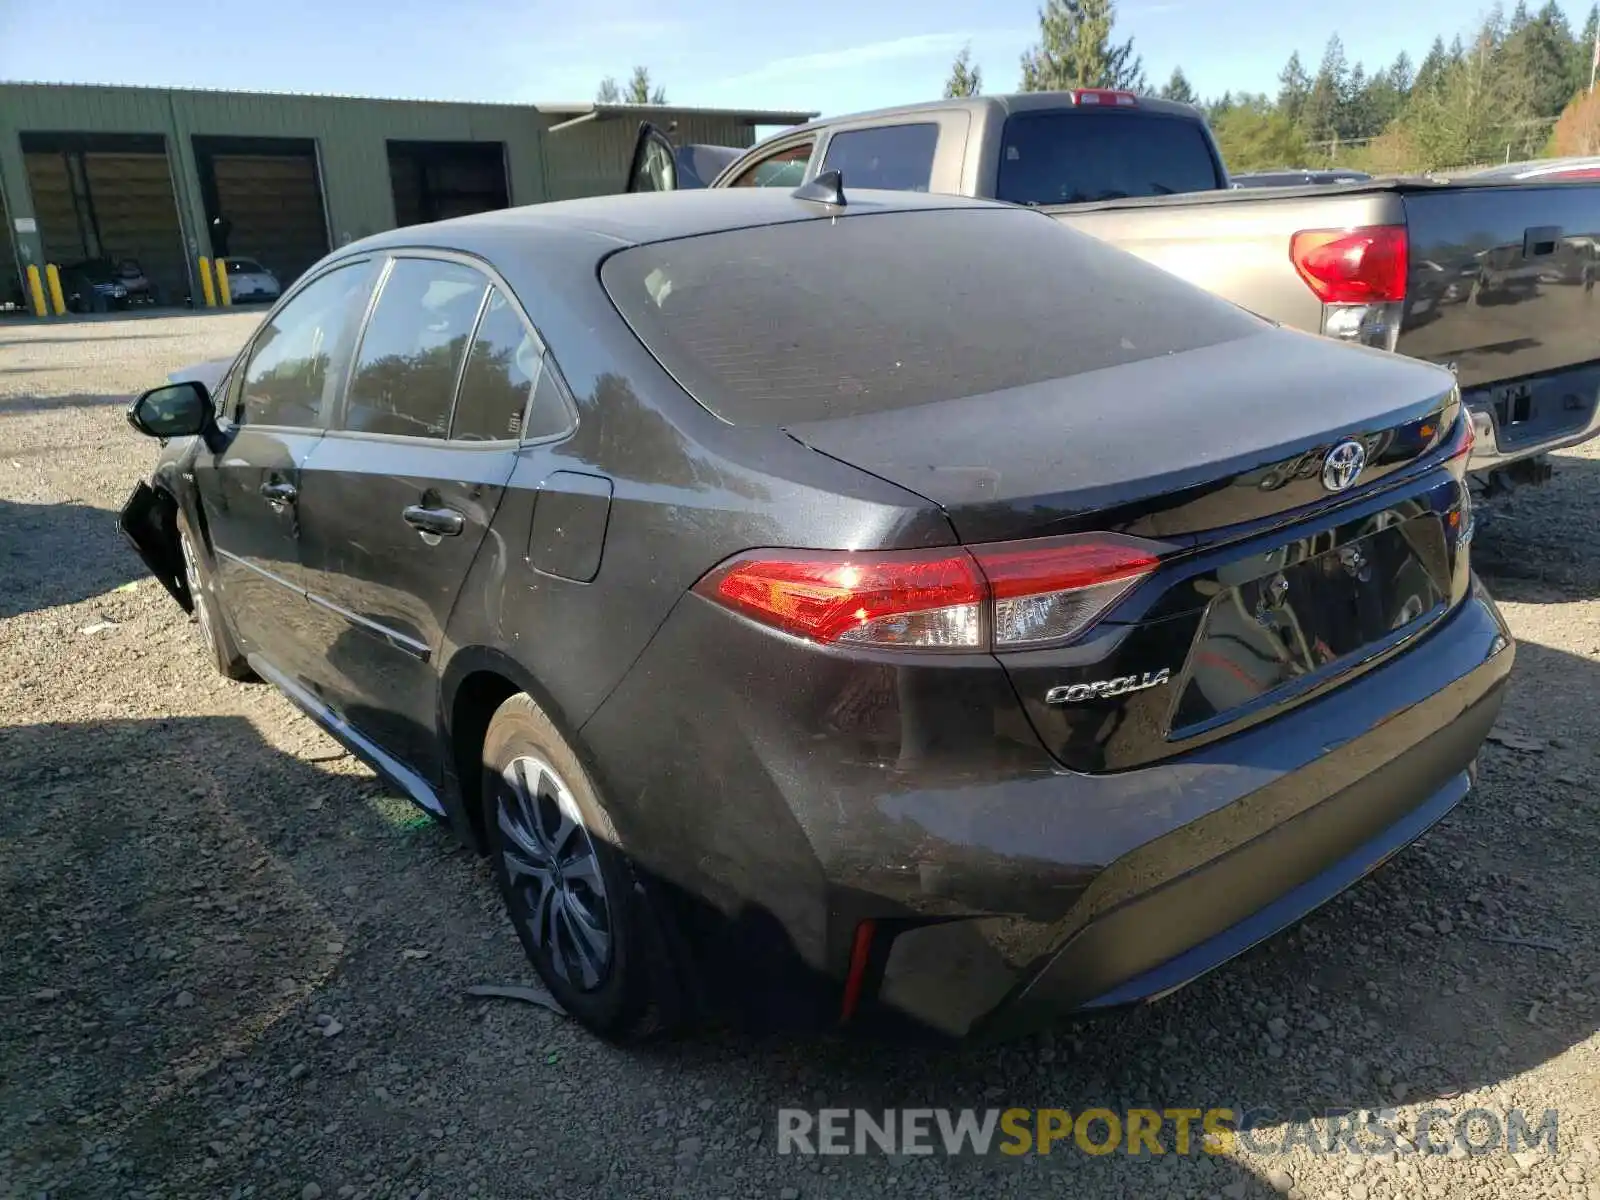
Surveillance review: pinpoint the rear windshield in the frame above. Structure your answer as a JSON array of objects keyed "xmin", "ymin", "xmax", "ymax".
[
  {"xmin": 600, "ymin": 206, "xmax": 1263, "ymax": 426},
  {"xmin": 996, "ymin": 111, "xmax": 1224, "ymax": 206}
]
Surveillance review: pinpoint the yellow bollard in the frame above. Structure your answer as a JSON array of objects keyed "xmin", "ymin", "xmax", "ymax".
[
  {"xmin": 25, "ymin": 264, "xmax": 47, "ymax": 317},
  {"xmin": 197, "ymin": 256, "xmax": 216, "ymax": 308},
  {"xmin": 44, "ymin": 264, "xmax": 66, "ymax": 316},
  {"xmin": 214, "ymin": 257, "xmax": 232, "ymax": 307}
]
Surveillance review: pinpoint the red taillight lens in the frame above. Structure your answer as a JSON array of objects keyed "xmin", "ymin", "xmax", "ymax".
[
  {"xmin": 696, "ymin": 534, "xmax": 1161, "ymax": 651},
  {"xmin": 1290, "ymin": 225, "xmax": 1408, "ymax": 304},
  {"xmin": 701, "ymin": 548, "xmax": 986, "ymax": 649}
]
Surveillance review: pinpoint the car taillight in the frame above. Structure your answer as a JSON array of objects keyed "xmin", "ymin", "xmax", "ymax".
[
  {"xmin": 695, "ymin": 534, "xmax": 1162, "ymax": 652},
  {"xmin": 1290, "ymin": 225, "xmax": 1408, "ymax": 351}
]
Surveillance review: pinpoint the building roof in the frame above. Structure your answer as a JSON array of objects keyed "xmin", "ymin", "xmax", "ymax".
[{"xmin": 0, "ymin": 80, "xmax": 816, "ymax": 126}]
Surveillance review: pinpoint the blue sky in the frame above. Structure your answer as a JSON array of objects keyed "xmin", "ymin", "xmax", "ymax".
[{"xmin": 0, "ymin": 0, "xmax": 1588, "ymax": 124}]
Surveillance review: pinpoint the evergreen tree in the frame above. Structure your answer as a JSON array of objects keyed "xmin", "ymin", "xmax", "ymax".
[
  {"xmin": 626, "ymin": 66, "xmax": 667, "ymax": 105},
  {"xmin": 1277, "ymin": 51, "xmax": 1312, "ymax": 125},
  {"xmin": 1301, "ymin": 34, "xmax": 1350, "ymax": 146},
  {"xmin": 945, "ymin": 45, "xmax": 983, "ymax": 97},
  {"xmin": 1416, "ymin": 37, "xmax": 1450, "ymax": 94},
  {"xmin": 1019, "ymin": 0, "xmax": 1146, "ymax": 92},
  {"xmin": 1574, "ymin": 3, "xmax": 1599, "ymax": 95},
  {"xmin": 1160, "ymin": 66, "xmax": 1196, "ymax": 104},
  {"xmin": 595, "ymin": 78, "xmax": 621, "ymax": 103},
  {"xmin": 1503, "ymin": 1, "xmax": 1579, "ymax": 118}
]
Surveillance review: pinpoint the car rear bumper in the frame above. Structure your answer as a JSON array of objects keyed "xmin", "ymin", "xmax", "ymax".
[{"xmin": 582, "ymin": 576, "xmax": 1513, "ymax": 1038}]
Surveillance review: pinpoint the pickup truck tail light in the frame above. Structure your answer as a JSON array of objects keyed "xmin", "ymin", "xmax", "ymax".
[
  {"xmin": 695, "ymin": 534, "xmax": 1162, "ymax": 652},
  {"xmin": 1072, "ymin": 89, "xmax": 1139, "ymax": 107},
  {"xmin": 1290, "ymin": 225, "xmax": 1408, "ymax": 352}
]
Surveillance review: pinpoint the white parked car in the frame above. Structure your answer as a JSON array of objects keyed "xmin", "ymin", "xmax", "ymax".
[{"xmin": 221, "ymin": 257, "xmax": 281, "ymax": 302}]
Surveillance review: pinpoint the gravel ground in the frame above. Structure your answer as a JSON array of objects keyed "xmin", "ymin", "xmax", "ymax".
[{"xmin": 2, "ymin": 312, "xmax": 1598, "ymax": 1200}]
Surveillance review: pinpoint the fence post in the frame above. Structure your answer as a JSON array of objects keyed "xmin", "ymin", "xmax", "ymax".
[
  {"xmin": 44, "ymin": 264, "xmax": 66, "ymax": 316},
  {"xmin": 25, "ymin": 264, "xmax": 47, "ymax": 317}
]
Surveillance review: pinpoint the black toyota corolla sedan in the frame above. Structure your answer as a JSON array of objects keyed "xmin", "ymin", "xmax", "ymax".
[{"xmin": 120, "ymin": 186, "xmax": 1513, "ymax": 1041}]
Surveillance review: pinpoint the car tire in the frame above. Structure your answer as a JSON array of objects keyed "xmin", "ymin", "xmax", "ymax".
[
  {"xmin": 176, "ymin": 510, "xmax": 253, "ymax": 681},
  {"xmin": 482, "ymin": 692, "xmax": 683, "ymax": 1040}
]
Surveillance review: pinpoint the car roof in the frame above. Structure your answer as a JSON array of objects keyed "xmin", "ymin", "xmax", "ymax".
[{"xmin": 347, "ymin": 186, "xmax": 1010, "ymax": 260}]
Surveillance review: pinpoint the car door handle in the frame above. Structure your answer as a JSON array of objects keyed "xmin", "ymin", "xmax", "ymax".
[
  {"xmin": 402, "ymin": 505, "xmax": 465, "ymax": 537},
  {"xmin": 259, "ymin": 481, "xmax": 297, "ymax": 506}
]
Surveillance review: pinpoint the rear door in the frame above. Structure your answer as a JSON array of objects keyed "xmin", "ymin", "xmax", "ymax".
[
  {"xmin": 295, "ymin": 254, "xmax": 571, "ymax": 786},
  {"xmin": 194, "ymin": 257, "xmax": 378, "ymax": 685}
]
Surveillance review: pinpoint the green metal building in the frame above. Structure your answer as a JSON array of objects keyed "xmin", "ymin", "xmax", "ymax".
[{"xmin": 0, "ymin": 82, "xmax": 812, "ymax": 311}]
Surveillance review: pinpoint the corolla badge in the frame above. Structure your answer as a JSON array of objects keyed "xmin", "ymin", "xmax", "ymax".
[
  {"xmin": 1321, "ymin": 439, "xmax": 1368, "ymax": 493},
  {"xmin": 1045, "ymin": 668, "xmax": 1171, "ymax": 705}
]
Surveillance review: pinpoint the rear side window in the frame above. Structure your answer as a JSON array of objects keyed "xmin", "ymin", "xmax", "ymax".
[
  {"xmin": 821, "ymin": 124, "xmax": 939, "ymax": 192},
  {"xmin": 452, "ymin": 288, "xmax": 571, "ymax": 441},
  {"xmin": 344, "ymin": 258, "xmax": 488, "ymax": 439},
  {"xmin": 601, "ymin": 207, "xmax": 1263, "ymax": 426},
  {"xmin": 996, "ymin": 112, "xmax": 1223, "ymax": 206}
]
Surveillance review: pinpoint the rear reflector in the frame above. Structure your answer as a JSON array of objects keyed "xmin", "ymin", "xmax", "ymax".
[
  {"xmin": 1446, "ymin": 410, "xmax": 1476, "ymax": 461},
  {"xmin": 696, "ymin": 534, "xmax": 1163, "ymax": 652},
  {"xmin": 1073, "ymin": 88, "xmax": 1139, "ymax": 107},
  {"xmin": 1289, "ymin": 225, "xmax": 1408, "ymax": 304}
]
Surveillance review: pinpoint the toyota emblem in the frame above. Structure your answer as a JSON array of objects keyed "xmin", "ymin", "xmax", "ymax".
[{"xmin": 1321, "ymin": 439, "xmax": 1367, "ymax": 493}]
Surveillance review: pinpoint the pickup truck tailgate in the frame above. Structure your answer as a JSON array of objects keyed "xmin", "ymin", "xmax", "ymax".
[{"xmin": 1399, "ymin": 183, "xmax": 1600, "ymax": 462}]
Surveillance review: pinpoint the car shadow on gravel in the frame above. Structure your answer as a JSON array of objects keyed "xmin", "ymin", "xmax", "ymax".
[
  {"xmin": 0, "ymin": 497, "xmax": 141, "ymax": 619},
  {"xmin": 4, "ymin": 635, "xmax": 1595, "ymax": 1198},
  {"xmin": 0, "ymin": 392, "xmax": 128, "ymax": 414}
]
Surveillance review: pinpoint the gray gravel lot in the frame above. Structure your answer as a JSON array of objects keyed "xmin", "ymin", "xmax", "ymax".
[{"xmin": 1, "ymin": 312, "xmax": 1598, "ymax": 1200}]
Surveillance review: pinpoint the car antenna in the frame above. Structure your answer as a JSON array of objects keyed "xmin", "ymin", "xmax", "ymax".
[{"xmin": 792, "ymin": 169, "xmax": 846, "ymax": 206}]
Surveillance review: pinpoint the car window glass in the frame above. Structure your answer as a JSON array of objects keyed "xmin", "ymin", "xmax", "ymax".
[
  {"xmin": 995, "ymin": 112, "xmax": 1223, "ymax": 205},
  {"xmin": 452, "ymin": 288, "xmax": 570, "ymax": 441},
  {"xmin": 344, "ymin": 258, "xmax": 488, "ymax": 439},
  {"xmin": 237, "ymin": 261, "xmax": 375, "ymax": 429},
  {"xmin": 821, "ymin": 124, "xmax": 939, "ymax": 191},
  {"xmin": 729, "ymin": 142, "xmax": 813, "ymax": 188}
]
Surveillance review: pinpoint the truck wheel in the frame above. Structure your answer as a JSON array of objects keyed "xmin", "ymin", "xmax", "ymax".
[
  {"xmin": 482, "ymin": 693, "xmax": 687, "ymax": 1040},
  {"xmin": 177, "ymin": 511, "xmax": 253, "ymax": 680}
]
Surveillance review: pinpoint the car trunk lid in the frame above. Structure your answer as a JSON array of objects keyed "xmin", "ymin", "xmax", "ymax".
[{"xmin": 782, "ymin": 328, "xmax": 1459, "ymax": 545}]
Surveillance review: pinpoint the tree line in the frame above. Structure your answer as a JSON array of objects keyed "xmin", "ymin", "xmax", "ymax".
[{"xmin": 946, "ymin": 0, "xmax": 1600, "ymax": 172}]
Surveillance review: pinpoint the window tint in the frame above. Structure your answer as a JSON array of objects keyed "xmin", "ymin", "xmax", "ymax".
[
  {"xmin": 995, "ymin": 112, "xmax": 1223, "ymax": 206},
  {"xmin": 344, "ymin": 258, "xmax": 487, "ymax": 439},
  {"xmin": 452, "ymin": 288, "xmax": 569, "ymax": 441},
  {"xmin": 821, "ymin": 124, "xmax": 938, "ymax": 192},
  {"xmin": 238, "ymin": 261, "xmax": 375, "ymax": 428},
  {"xmin": 729, "ymin": 142, "xmax": 812, "ymax": 188},
  {"xmin": 601, "ymin": 207, "xmax": 1263, "ymax": 427}
]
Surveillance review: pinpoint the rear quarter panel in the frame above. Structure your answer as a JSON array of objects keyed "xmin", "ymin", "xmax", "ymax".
[{"xmin": 1048, "ymin": 189, "xmax": 1407, "ymax": 331}]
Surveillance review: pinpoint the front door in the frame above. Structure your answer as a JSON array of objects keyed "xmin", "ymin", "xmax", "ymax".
[
  {"xmin": 626, "ymin": 122, "xmax": 679, "ymax": 192},
  {"xmin": 296, "ymin": 257, "xmax": 572, "ymax": 785},
  {"xmin": 194, "ymin": 257, "xmax": 378, "ymax": 685}
]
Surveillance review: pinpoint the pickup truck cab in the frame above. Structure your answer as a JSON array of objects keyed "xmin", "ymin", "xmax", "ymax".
[{"xmin": 630, "ymin": 91, "xmax": 1600, "ymax": 489}]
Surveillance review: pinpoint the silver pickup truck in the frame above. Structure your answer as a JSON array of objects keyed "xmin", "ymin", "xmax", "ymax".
[{"xmin": 629, "ymin": 90, "xmax": 1600, "ymax": 489}]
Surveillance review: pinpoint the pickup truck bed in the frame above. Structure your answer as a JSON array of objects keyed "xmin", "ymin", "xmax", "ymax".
[{"xmin": 1046, "ymin": 176, "xmax": 1600, "ymax": 474}]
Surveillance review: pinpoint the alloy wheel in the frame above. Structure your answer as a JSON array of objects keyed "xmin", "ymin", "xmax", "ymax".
[
  {"xmin": 179, "ymin": 530, "xmax": 215, "ymax": 650},
  {"xmin": 497, "ymin": 755, "xmax": 613, "ymax": 991}
]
